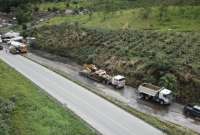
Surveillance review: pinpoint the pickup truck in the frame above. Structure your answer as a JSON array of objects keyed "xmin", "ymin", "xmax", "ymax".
[{"xmin": 183, "ymin": 104, "xmax": 200, "ymax": 118}]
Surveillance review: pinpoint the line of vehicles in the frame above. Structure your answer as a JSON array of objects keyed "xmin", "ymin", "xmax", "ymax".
[
  {"xmin": 80, "ymin": 64, "xmax": 200, "ymax": 119},
  {"xmin": 1, "ymin": 31, "xmax": 199, "ymax": 119},
  {"xmin": 0, "ymin": 31, "xmax": 30, "ymax": 54},
  {"xmin": 79, "ymin": 64, "xmax": 173, "ymax": 105}
]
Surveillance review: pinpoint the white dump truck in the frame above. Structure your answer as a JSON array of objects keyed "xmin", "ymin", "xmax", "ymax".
[{"xmin": 138, "ymin": 83, "xmax": 173, "ymax": 105}]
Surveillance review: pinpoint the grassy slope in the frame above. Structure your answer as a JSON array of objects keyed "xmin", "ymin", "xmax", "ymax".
[
  {"xmin": 31, "ymin": 24, "xmax": 200, "ymax": 103},
  {"xmin": 42, "ymin": 6, "xmax": 200, "ymax": 31},
  {"xmin": 37, "ymin": 0, "xmax": 200, "ymax": 32},
  {"xmin": 0, "ymin": 60, "xmax": 96, "ymax": 135}
]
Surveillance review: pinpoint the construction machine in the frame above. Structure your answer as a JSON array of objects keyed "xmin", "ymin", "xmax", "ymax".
[{"xmin": 79, "ymin": 64, "xmax": 125, "ymax": 89}]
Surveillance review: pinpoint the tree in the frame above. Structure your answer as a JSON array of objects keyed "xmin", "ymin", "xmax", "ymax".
[
  {"xmin": 16, "ymin": 4, "xmax": 33, "ymax": 25},
  {"xmin": 159, "ymin": 73, "xmax": 177, "ymax": 90},
  {"xmin": 0, "ymin": 0, "xmax": 40, "ymax": 12}
]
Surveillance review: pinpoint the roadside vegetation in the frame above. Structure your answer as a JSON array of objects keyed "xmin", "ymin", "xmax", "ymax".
[
  {"xmin": 25, "ymin": 0, "xmax": 200, "ymax": 104},
  {"xmin": 29, "ymin": 23, "xmax": 200, "ymax": 104},
  {"xmin": 42, "ymin": 5, "xmax": 200, "ymax": 31},
  {"xmin": 1, "ymin": 0, "xmax": 199, "ymax": 103},
  {"xmin": 0, "ymin": 60, "xmax": 96, "ymax": 135}
]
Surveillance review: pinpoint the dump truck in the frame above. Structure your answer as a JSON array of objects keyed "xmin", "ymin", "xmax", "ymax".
[
  {"xmin": 79, "ymin": 64, "xmax": 125, "ymax": 89},
  {"xmin": 138, "ymin": 83, "xmax": 173, "ymax": 105},
  {"xmin": 9, "ymin": 41, "xmax": 27, "ymax": 54}
]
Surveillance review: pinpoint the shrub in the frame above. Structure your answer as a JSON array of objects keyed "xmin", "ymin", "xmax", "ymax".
[
  {"xmin": 22, "ymin": 24, "xmax": 27, "ymax": 30},
  {"xmin": 34, "ymin": 6, "xmax": 39, "ymax": 12},
  {"xmin": 65, "ymin": 2, "xmax": 70, "ymax": 8},
  {"xmin": 52, "ymin": 7, "xmax": 58, "ymax": 12},
  {"xmin": 157, "ymin": 6, "xmax": 170, "ymax": 22},
  {"xmin": 140, "ymin": 7, "xmax": 152, "ymax": 20},
  {"xmin": 0, "ymin": 97, "xmax": 15, "ymax": 135},
  {"xmin": 47, "ymin": 7, "xmax": 52, "ymax": 12},
  {"xmin": 159, "ymin": 73, "xmax": 177, "ymax": 91},
  {"xmin": 143, "ymin": 75, "xmax": 157, "ymax": 84},
  {"xmin": 16, "ymin": 4, "xmax": 33, "ymax": 25}
]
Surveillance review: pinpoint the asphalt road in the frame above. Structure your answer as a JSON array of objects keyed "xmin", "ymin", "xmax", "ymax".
[
  {"xmin": 26, "ymin": 51, "xmax": 200, "ymax": 133},
  {"xmin": 0, "ymin": 51, "xmax": 164, "ymax": 135}
]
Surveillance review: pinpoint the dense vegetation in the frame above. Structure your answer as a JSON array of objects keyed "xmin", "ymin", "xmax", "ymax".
[
  {"xmin": 0, "ymin": 0, "xmax": 59, "ymax": 12},
  {"xmin": 30, "ymin": 23, "xmax": 200, "ymax": 103},
  {"xmin": 0, "ymin": 60, "xmax": 96, "ymax": 135},
  {"xmin": 28, "ymin": 0, "xmax": 200, "ymax": 104},
  {"xmin": 0, "ymin": 97, "xmax": 15, "ymax": 135},
  {"xmin": 43, "ymin": 6, "xmax": 200, "ymax": 31},
  {"xmin": 2, "ymin": 0, "xmax": 200, "ymax": 103}
]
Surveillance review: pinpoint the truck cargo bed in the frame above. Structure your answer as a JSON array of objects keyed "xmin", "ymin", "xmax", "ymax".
[{"xmin": 138, "ymin": 83, "xmax": 161, "ymax": 97}]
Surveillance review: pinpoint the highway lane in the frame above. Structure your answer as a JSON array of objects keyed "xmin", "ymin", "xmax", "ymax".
[{"xmin": 0, "ymin": 51, "xmax": 164, "ymax": 135}]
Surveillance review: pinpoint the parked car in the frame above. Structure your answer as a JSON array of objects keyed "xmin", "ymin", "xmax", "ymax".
[
  {"xmin": 0, "ymin": 45, "xmax": 3, "ymax": 50},
  {"xmin": 183, "ymin": 104, "xmax": 200, "ymax": 118}
]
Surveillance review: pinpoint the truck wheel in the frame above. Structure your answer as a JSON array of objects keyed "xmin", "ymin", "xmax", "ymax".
[
  {"xmin": 138, "ymin": 93, "xmax": 144, "ymax": 99},
  {"xmin": 160, "ymin": 100, "xmax": 164, "ymax": 105},
  {"xmin": 144, "ymin": 95, "xmax": 147, "ymax": 100},
  {"xmin": 185, "ymin": 111, "xmax": 190, "ymax": 117}
]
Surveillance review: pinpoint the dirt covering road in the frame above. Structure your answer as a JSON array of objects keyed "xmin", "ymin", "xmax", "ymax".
[{"xmin": 25, "ymin": 50, "xmax": 200, "ymax": 133}]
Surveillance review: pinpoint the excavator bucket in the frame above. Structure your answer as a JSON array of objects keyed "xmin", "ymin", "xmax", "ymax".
[{"xmin": 83, "ymin": 64, "xmax": 98, "ymax": 72}]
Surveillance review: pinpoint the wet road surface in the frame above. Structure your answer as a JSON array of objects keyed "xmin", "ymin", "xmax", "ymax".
[
  {"xmin": 0, "ymin": 50, "xmax": 165, "ymax": 135},
  {"xmin": 25, "ymin": 51, "xmax": 200, "ymax": 133}
]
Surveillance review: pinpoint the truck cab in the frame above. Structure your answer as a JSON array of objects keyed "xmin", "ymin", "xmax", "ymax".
[
  {"xmin": 9, "ymin": 41, "xmax": 27, "ymax": 54},
  {"xmin": 158, "ymin": 88, "xmax": 173, "ymax": 104},
  {"xmin": 111, "ymin": 75, "xmax": 125, "ymax": 88}
]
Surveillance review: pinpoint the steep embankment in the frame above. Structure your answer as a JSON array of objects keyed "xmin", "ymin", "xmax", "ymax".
[{"xmin": 30, "ymin": 24, "xmax": 200, "ymax": 103}]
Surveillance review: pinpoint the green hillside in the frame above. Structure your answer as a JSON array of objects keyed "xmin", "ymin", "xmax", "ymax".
[
  {"xmin": 30, "ymin": 23, "xmax": 200, "ymax": 103},
  {"xmin": 36, "ymin": 0, "xmax": 200, "ymax": 32},
  {"xmin": 25, "ymin": 0, "xmax": 200, "ymax": 103},
  {"xmin": 42, "ymin": 6, "xmax": 200, "ymax": 31}
]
